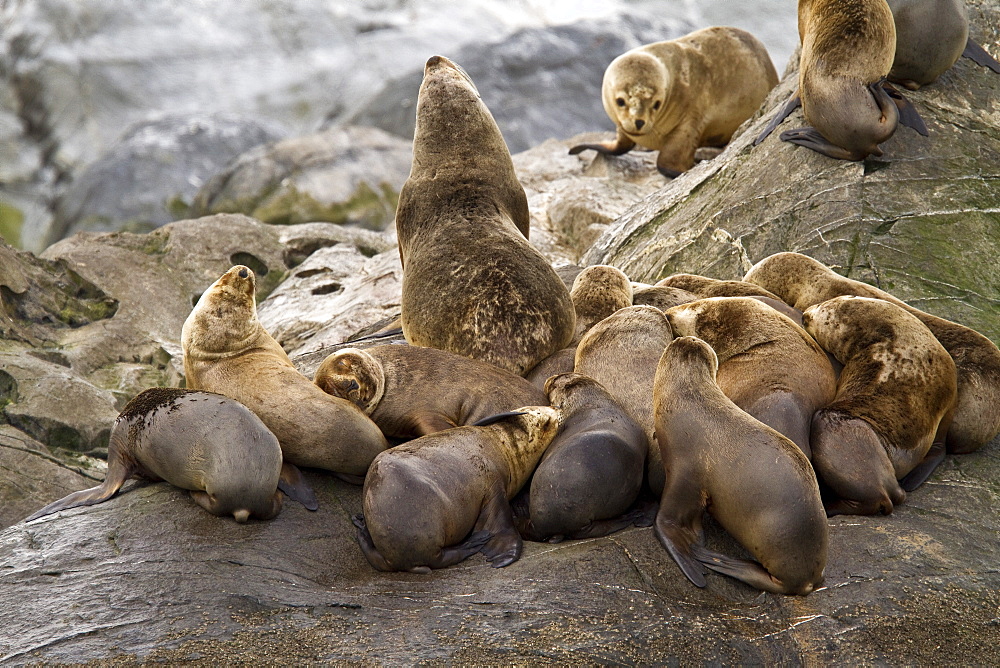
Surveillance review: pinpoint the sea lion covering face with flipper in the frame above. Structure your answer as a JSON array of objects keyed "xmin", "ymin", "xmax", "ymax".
[{"xmin": 395, "ymin": 55, "xmax": 575, "ymax": 376}]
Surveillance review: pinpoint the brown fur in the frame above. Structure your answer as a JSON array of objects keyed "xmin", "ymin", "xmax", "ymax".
[
  {"xmin": 887, "ymin": 0, "xmax": 968, "ymax": 89},
  {"xmin": 652, "ymin": 336, "xmax": 827, "ymax": 595},
  {"xmin": 570, "ymin": 265, "xmax": 633, "ymax": 343},
  {"xmin": 396, "ymin": 56, "xmax": 575, "ymax": 375},
  {"xmin": 631, "ymin": 285, "xmax": 699, "ymax": 311},
  {"xmin": 745, "ymin": 251, "xmax": 1000, "ymax": 452},
  {"xmin": 657, "ymin": 274, "xmax": 804, "ymax": 324}
]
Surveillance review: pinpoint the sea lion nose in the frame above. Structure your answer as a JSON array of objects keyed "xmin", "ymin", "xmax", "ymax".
[
  {"xmin": 238, "ymin": 267, "xmax": 249, "ymax": 279},
  {"xmin": 635, "ymin": 119, "xmax": 645, "ymax": 130}
]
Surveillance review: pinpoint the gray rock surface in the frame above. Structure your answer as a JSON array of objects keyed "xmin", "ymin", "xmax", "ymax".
[
  {"xmin": 586, "ymin": 0, "xmax": 1000, "ymax": 344},
  {"xmin": 47, "ymin": 114, "xmax": 285, "ymax": 246},
  {"xmin": 190, "ymin": 125, "xmax": 412, "ymax": 231}
]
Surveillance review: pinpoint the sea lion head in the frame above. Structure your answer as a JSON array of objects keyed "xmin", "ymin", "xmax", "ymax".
[
  {"xmin": 182, "ymin": 265, "xmax": 260, "ymax": 357},
  {"xmin": 543, "ymin": 372, "xmax": 600, "ymax": 411},
  {"xmin": 743, "ymin": 252, "xmax": 835, "ymax": 308},
  {"xmin": 314, "ymin": 348, "xmax": 386, "ymax": 414},
  {"xmin": 604, "ymin": 50, "xmax": 668, "ymax": 137},
  {"xmin": 659, "ymin": 335, "xmax": 719, "ymax": 382},
  {"xmin": 570, "ymin": 265, "xmax": 633, "ymax": 340}
]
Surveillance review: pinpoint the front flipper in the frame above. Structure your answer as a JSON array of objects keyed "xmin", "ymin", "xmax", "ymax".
[
  {"xmin": 470, "ymin": 411, "xmax": 526, "ymax": 427},
  {"xmin": 962, "ymin": 38, "xmax": 1000, "ymax": 73},
  {"xmin": 474, "ymin": 480, "xmax": 523, "ymax": 568},
  {"xmin": 653, "ymin": 513, "xmax": 707, "ymax": 588},
  {"xmin": 780, "ymin": 127, "xmax": 867, "ymax": 161},
  {"xmin": 754, "ymin": 93, "xmax": 801, "ymax": 146},
  {"xmin": 881, "ymin": 82, "xmax": 929, "ymax": 136},
  {"xmin": 568, "ymin": 128, "xmax": 636, "ymax": 157},
  {"xmin": 352, "ymin": 513, "xmax": 395, "ymax": 572},
  {"xmin": 278, "ymin": 462, "xmax": 319, "ymax": 510},
  {"xmin": 690, "ymin": 544, "xmax": 791, "ymax": 595},
  {"xmin": 899, "ymin": 441, "xmax": 946, "ymax": 492},
  {"xmin": 408, "ymin": 411, "xmax": 458, "ymax": 436}
]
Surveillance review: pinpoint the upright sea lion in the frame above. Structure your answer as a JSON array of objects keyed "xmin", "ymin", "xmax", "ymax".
[
  {"xmin": 652, "ymin": 336, "xmax": 828, "ymax": 595},
  {"xmin": 520, "ymin": 373, "xmax": 648, "ymax": 541},
  {"xmin": 756, "ymin": 0, "xmax": 927, "ymax": 160},
  {"xmin": 396, "ymin": 55, "xmax": 575, "ymax": 375},
  {"xmin": 570, "ymin": 265, "xmax": 633, "ymax": 343},
  {"xmin": 314, "ymin": 344, "xmax": 546, "ymax": 439},
  {"xmin": 182, "ymin": 266, "xmax": 388, "ymax": 486},
  {"xmin": 664, "ymin": 297, "xmax": 837, "ymax": 458},
  {"xmin": 656, "ymin": 274, "xmax": 804, "ymax": 325},
  {"xmin": 802, "ymin": 296, "xmax": 957, "ymax": 515},
  {"xmin": 569, "ymin": 27, "xmax": 778, "ymax": 177},
  {"xmin": 353, "ymin": 406, "xmax": 560, "ymax": 573},
  {"xmin": 744, "ymin": 251, "xmax": 1000, "ymax": 453},
  {"xmin": 574, "ymin": 306, "xmax": 674, "ymax": 495},
  {"xmin": 26, "ymin": 388, "xmax": 283, "ymax": 523}
]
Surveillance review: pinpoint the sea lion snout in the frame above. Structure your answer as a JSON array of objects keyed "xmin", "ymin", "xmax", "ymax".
[{"xmin": 238, "ymin": 267, "xmax": 249, "ymax": 279}]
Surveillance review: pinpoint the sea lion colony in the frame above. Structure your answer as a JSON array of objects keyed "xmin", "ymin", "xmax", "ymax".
[{"xmin": 23, "ymin": 10, "xmax": 1000, "ymax": 597}]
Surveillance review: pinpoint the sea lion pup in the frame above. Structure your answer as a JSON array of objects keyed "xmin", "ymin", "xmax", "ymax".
[
  {"xmin": 353, "ymin": 406, "xmax": 561, "ymax": 573},
  {"xmin": 182, "ymin": 266, "xmax": 388, "ymax": 490},
  {"xmin": 518, "ymin": 373, "xmax": 647, "ymax": 541},
  {"xmin": 574, "ymin": 306, "xmax": 674, "ymax": 495},
  {"xmin": 396, "ymin": 55, "xmax": 575, "ymax": 375},
  {"xmin": 569, "ymin": 26, "xmax": 778, "ymax": 177},
  {"xmin": 314, "ymin": 344, "xmax": 546, "ymax": 439},
  {"xmin": 656, "ymin": 274, "xmax": 804, "ymax": 325},
  {"xmin": 27, "ymin": 388, "xmax": 282, "ymax": 523},
  {"xmin": 652, "ymin": 336, "xmax": 828, "ymax": 595},
  {"xmin": 802, "ymin": 297, "xmax": 957, "ymax": 515},
  {"xmin": 664, "ymin": 297, "xmax": 837, "ymax": 459},
  {"xmin": 570, "ymin": 265, "xmax": 633, "ymax": 343},
  {"xmin": 755, "ymin": 0, "xmax": 927, "ymax": 161},
  {"xmin": 744, "ymin": 251, "xmax": 1000, "ymax": 453}
]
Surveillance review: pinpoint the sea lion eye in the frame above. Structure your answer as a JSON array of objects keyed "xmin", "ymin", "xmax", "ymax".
[
  {"xmin": 616, "ymin": 97, "xmax": 625, "ymax": 107},
  {"xmin": 653, "ymin": 100, "xmax": 661, "ymax": 111}
]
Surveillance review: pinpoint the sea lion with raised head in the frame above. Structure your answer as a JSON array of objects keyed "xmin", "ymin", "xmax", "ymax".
[
  {"xmin": 26, "ymin": 388, "xmax": 283, "ymax": 523},
  {"xmin": 802, "ymin": 296, "xmax": 957, "ymax": 515},
  {"xmin": 664, "ymin": 296, "xmax": 837, "ymax": 458},
  {"xmin": 314, "ymin": 344, "xmax": 546, "ymax": 440},
  {"xmin": 569, "ymin": 264, "xmax": 634, "ymax": 343},
  {"xmin": 744, "ymin": 251, "xmax": 1000, "ymax": 453},
  {"xmin": 396, "ymin": 55, "xmax": 575, "ymax": 375},
  {"xmin": 652, "ymin": 336, "xmax": 828, "ymax": 595},
  {"xmin": 182, "ymin": 266, "xmax": 388, "ymax": 488},
  {"xmin": 353, "ymin": 406, "xmax": 560, "ymax": 573},
  {"xmin": 570, "ymin": 26, "xmax": 778, "ymax": 177}
]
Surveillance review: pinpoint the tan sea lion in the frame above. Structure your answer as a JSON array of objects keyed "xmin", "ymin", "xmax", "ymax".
[
  {"xmin": 664, "ymin": 297, "xmax": 837, "ymax": 458},
  {"xmin": 802, "ymin": 296, "xmax": 957, "ymax": 515},
  {"xmin": 631, "ymin": 285, "xmax": 699, "ymax": 311},
  {"xmin": 182, "ymin": 266, "xmax": 389, "ymax": 486},
  {"xmin": 353, "ymin": 406, "xmax": 560, "ymax": 573},
  {"xmin": 656, "ymin": 274, "xmax": 804, "ymax": 325},
  {"xmin": 755, "ymin": 0, "xmax": 927, "ymax": 160},
  {"xmin": 396, "ymin": 55, "xmax": 575, "ymax": 375},
  {"xmin": 570, "ymin": 264, "xmax": 633, "ymax": 343},
  {"xmin": 574, "ymin": 306, "xmax": 674, "ymax": 495},
  {"xmin": 569, "ymin": 26, "xmax": 778, "ymax": 177},
  {"xmin": 519, "ymin": 373, "xmax": 648, "ymax": 541},
  {"xmin": 652, "ymin": 336, "xmax": 828, "ymax": 595},
  {"xmin": 314, "ymin": 344, "xmax": 546, "ymax": 439},
  {"xmin": 744, "ymin": 251, "xmax": 1000, "ymax": 453},
  {"xmin": 26, "ymin": 388, "xmax": 283, "ymax": 523}
]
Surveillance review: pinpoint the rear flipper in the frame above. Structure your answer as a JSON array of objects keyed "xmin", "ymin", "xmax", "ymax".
[
  {"xmin": 899, "ymin": 441, "xmax": 946, "ymax": 492},
  {"xmin": 25, "ymin": 456, "xmax": 134, "ymax": 522},
  {"xmin": 334, "ymin": 472, "xmax": 366, "ymax": 485},
  {"xmin": 653, "ymin": 514, "xmax": 707, "ymax": 588},
  {"xmin": 780, "ymin": 127, "xmax": 867, "ymax": 161},
  {"xmin": 962, "ymin": 38, "xmax": 1000, "ymax": 73},
  {"xmin": 754, "ymin": 93, "xmax": 801, "ymax": 146},
  {"xmin": 352, "ymin": 513, "xmax": 396, "ymax": 572},
  {"xmin": 567, "ymin": 498, "xmax": 659, "ymax": 539},
  {"xmin": 427, "ymin": 530, "xmax": 492, "ymax": 570},
  {"xmin": 278, "ymin": 462, "xmax": 319, "ymax": 510},
  {"xmin": 475, "ymin": 481, "xmax": 523, "ymax": 568},
  {"xmin": 881, "ymin": 82, "xmax": 929, "ymax": 136},
  {"xmin": 690, "ymin": 544, "xmax": 799, "ymax": 595}
]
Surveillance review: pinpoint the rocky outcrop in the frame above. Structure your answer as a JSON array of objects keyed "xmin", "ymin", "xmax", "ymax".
[{"xmin": 586, "ymin": 0, "xmax": 1000, "ymax": 344}]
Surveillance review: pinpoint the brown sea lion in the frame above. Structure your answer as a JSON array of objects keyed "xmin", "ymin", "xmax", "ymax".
[
  {"xmin": 569, "ymin": 26, "xmax": 778, "ymax": 177},
  {"xmin": 755, "ymin": 0, "xmax": 927, "ymax": 160},
  {"xmin": 396, "ymin": 55, "xmax": 575, "ymax": 375},
  {"xmin": 524, "ymin": 347, "xmax": 577, "ymax": 391},
  {"xmin": 652, "ymin": 336, "xmax": 828, "ymax": 595},
  {"xmin": 664, "ymin": 297, "xmax": 837, "ymax": 458},
  {"xmin": 631, "ymin": 285, "xmax": 699, "ymax": 311},
  {"xmin": 519, "ymin": 373, "xmax": 648, "ymax": 541},
  {"xmin": 887, "ymin": 0, "xmax": 968, "ymax": 89},
  {"xmin": 353, "ymin": 406, "xmax": 560, "ymax": 573},
  {"xmin": 314, "ymin": 344, "xmax": 546, "ymax": 439},
  {"xmin": 570, "ymin": 264, "xmax": 633, "ymax": 343},
  {"xmin": 26, "ymin": 388, "xmax": 283, "ymax": 523},
  {"xmin": 182, "ymin": 266, "xmax": 388, "ymax": 487},
  {"xmin": 574, "ymin": 306, "xmax": 674, "ymax": 495},
  {"xmin": 744, "ymin": 251, "xmax": 1000, "ymax": 453},
  {"xmin": 656, "ymin": 274, "xmax": 804, "ymax": 325},
  {"xmin": 802, "ymin": 296, "xmax": 957, "ymax": 515}
]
